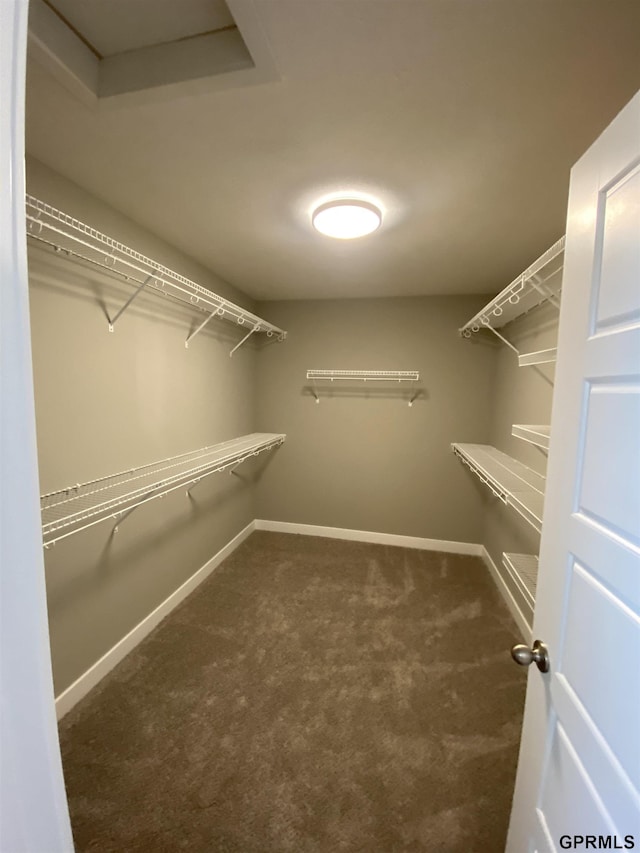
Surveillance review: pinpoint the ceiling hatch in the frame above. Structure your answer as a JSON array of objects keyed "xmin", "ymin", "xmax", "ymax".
[{"xmin": 28, "ymin": 0, "xmax": 278, "ymax": 103}]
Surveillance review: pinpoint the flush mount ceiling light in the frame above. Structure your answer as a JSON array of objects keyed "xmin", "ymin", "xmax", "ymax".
[{"xmin": 312, "ymin": 199, "xmax": 382, "ymax": 239}]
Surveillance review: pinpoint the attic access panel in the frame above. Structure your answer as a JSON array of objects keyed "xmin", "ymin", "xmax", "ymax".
[
  {"xmin": 49, "ymin": 0, "xmax": 236, "ymax": 58},
  {"xmin": 28, "ymin": 0, "xmax": 277, "ymax": 102}
]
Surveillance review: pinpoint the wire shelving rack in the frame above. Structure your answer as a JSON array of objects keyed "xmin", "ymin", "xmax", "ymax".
[
  {"xmin": 306, "ymin": 370, "xmax": 420, "ymax": 405},
  {"xmin": 459, "ymin": 236, "xmax": 564, "ymax": 362},
  {"xmin": 25, "ymin": 195, "xmax": 287, "ymax": 356},
  {"xmin": 41, "ymin": 433, "xmax": 285, "ymax": 547},
  {"xmin": 502, "ymin": 552, "xmax": 538, "ymax": 611},
  {"xmin": 451, "ymin": 443, "xmax": 545, "ymax": 532}
]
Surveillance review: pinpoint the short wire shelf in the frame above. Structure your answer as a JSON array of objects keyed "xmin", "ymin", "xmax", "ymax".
[
  {"xmin": 41, "ymin": 433, "xmax": 285, "ymax": 546},
  {"xmin": 306, "ymin": 370, "xmax": 421, "ymax": 406},
  {"xmin": 306, "ymin": 370, "xmax": 419, "ymax": 382},
  {"xmin": 25, "ymin": 195, "xmax": 287, "ymax": 355},
  {"xmin": 502, "ymin": 552, "xmax": 538, "ymax": 609},
  {"xmin": 451, "ymin": 443, "xmax": 545, "ymax": 532},
  {"xmin": 512, "ymin": 424, "xmax": 550, "ymax": 450}
]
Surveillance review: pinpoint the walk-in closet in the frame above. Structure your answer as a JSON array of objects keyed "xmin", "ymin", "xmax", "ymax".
[{"xmin": 2, "ymin": 2, "xmax": 639, "ymax": 851}]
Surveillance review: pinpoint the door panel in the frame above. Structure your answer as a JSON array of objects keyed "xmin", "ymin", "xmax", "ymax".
[
  {"xmin": 550, "ymin": 676, "xmax": 640, "ymax": 833},
  {"xmin": 578, "ymin": 384, "xmax": 640, "ymax": 540},
  {"xmin": 594, "ymin": 163, "xmax": 640, "ymax": 330},
  {"xmin": 533, "ymin": 813, "xmax": 555, "ymax": 853},
  {"xmin": 568, "ymin": 516, "xmax": 640, "ymax": 611},
  {"xmin": 561, "ymin": 563, "xmax": 640, "ymax": 787},
  {"xmin": 539, "ymin": 722, "xmax": 617, "ymax": 837}
]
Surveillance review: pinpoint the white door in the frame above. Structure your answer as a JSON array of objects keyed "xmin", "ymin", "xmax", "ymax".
[
  {"xmin": 507, "ymin": 91, "xmax": 640, "ymax": 851},
  {"xmin": 0, "ymin": 1, "xmax": 73, "ymax": 850}
]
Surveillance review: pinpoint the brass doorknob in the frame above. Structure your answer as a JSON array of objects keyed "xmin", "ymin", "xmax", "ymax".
[{"xmin": 510, "ymin": 639, "xmax": 550, "ymax": 673}]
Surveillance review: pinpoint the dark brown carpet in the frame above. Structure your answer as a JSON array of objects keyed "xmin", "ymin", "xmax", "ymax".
[{"xmin": 59, "ymin": 532, "xmax": 526, "ymax": 852}]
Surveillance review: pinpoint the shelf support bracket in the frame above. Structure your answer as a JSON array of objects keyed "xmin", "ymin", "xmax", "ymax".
[
  {"xmin": 186, "ymin": 478, "xmax": 203, "ymax": 497},
  {"xmin": 229, "ymin": 323, "xmax": 260, "ymax": 357},
  {"xmin": 108, "ymin": 274, "xmax": 154, "ymax": 332},
  {"xmin": 229, "ymin": 456, "xmax": 249, "ymax": 476},
  {"xmin": 484, "ymin": 324, "xmax": 520, "ymax": 355},
  {"xmin": 408, "ymin": 376, "xmax": 419, "ymax": 407},
  {"xmin": 185, "ymin": 305, "xmax": 222, "ymax": 349},
  {"xmin": 111, "ymin": 504, "xmax": 139, "ymax": 534}
]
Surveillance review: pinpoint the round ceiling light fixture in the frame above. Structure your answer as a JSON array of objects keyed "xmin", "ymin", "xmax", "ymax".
[{"xmin": 312, "ymin": 199, "xmax": 382, "ymax": 239}]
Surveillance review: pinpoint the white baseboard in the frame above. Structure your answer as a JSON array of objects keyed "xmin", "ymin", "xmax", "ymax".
[
  {"xmin": 55, "ymin": 520, "xmax": 256, "ymax": 719},
  {"xmin": 480, "ymin": 546, "xmax": 532, "ymax": 642},
  {"xmin": 254, "ymin": 519, "xmax": 483, "ymax": 556}
]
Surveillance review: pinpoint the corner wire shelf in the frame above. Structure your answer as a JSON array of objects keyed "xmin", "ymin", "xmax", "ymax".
[
  {"xmin": 25, "ymin": 195, "xmax": 287, "ymax": 356},
  {"xmin": 512, "ymin": 424, "xmax": 550, "ymax": 450},
  {"xmin": 451, "ymin": 443, "xmax": 545, "ymax": 532},
  {"xmin": 502, "ymin": 552, "xmax": 538, "ymax": 611},
  {"xmin": 306, "ymin": 370, "xmax": 420, "ymax": 406},
  {"xmin": 41, "ymin": 433, "xmax": 285, "ymax": 547},
  {"xmin": 459, "ymin": 236, "xmax": 564, "ymax": 363}
]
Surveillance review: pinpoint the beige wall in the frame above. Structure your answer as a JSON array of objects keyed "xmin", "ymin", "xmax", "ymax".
[
  {"xmin": 27, "ymin": 158, "xmax": 267, "ymax": 693},
  {"xmin": 254, "ymin": 296, "xmax": 496, "ymax": 543}
]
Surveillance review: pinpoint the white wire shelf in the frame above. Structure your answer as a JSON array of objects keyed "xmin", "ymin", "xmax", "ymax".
[
  {"xmin": 306, "ymin": 370, "xmax": 419, "ymax": 382},
  {"xmin": 512, "ymin": 424, "xmax": 550, "ymax": 450},
  {"xmin": 517, "ymin": 347, "xmax": 557, "ymax": 367},
  {"xmin": 502, "ymin": 553, "xmax": 538, "ymax": 609},
  {"xmin": 41, "ymin": 433, "xmax": 285, "ymax": 547},
  {"xmin": 459, "ymin": 236, "xmax": 565, "ymax": 337},
  {"xmin": 452, "ymin": 443, "xmax": 545, "ymax": 532},
  {"xmin": 306, "ymin": 370, "xmax": 421, "ymax": 406},
  {"xmin": 25, "ymin": 195, "xmax": 287, "ymax": 355}
]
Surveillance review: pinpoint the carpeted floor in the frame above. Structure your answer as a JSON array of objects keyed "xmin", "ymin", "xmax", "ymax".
[{"xmin": 59, "ymin": 532, "xmax": 526, "ymax": 852}]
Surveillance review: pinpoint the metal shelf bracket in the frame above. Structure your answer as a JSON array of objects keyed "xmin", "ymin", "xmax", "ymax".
[
  {"xmin": 229, "ymin": 322, "xmax": 261, "ymax": 357},
  {"xmin": 108, "ymin": 274, "xmax": 155, "ymax": 332},
  {"xmin": 185, "ymin": 305, "xmax": 223, "ymax": 348}
]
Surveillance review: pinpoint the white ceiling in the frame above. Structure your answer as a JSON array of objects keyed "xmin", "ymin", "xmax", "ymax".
[{"xmin": 25, "ymin": 0, "xmax": 640, "ymax": 301}]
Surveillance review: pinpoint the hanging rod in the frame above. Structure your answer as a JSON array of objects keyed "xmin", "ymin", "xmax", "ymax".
[
  {"xmin": 25, "ymin": 196, "xmax": 287, "ymax": 356},
  {"xmin": 459, "ymin": 236, "xmax": 565, "ymax": 340},
  {"xmin": 306, "ymin": 370, "xmax": 420, "ymax": 406},
  {"xmin": 40, "ymin": 433, "xmax": 285, "ymax": 547}
]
